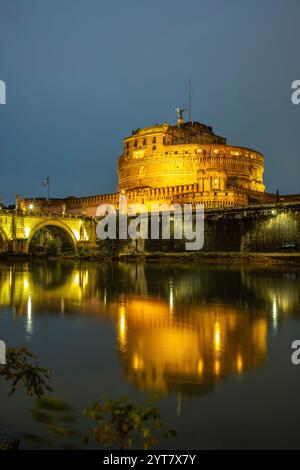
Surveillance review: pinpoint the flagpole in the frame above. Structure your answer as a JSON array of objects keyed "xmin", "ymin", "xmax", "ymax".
[
  {"xmin": 48, "ymin": 176, "xmax": 50, "ymax": 202},
  {"xmin": 188, "ymin": 76, "xmax": 192, "ymax": 122}
]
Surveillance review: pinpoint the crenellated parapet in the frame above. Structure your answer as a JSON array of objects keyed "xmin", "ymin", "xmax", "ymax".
[{"xmin": 21, "ymin": 182, "xmax": 275, "ymax": 216}]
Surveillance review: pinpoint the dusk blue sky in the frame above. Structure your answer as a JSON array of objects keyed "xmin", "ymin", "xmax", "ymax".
[{"xmin": 0, "ymin": 0, "xmax": 299, "ymax": 204}]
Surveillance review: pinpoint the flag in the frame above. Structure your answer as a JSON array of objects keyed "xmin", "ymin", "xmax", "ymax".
[{"xmin": 42, "ymin": 176, "xmax": 50, "ymax": 201}]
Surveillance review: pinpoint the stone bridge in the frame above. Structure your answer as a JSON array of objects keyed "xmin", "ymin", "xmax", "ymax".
[
  {"xmin": 0, "ymin": 211, "xmax": 96, "ymax": 254},
  {"xmin": 0, "ymin": 202, "xmax": 299, "ymax": 255}
]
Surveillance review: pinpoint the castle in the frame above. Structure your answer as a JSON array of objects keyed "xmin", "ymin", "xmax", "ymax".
[{"xmin": 22, "ymin": 112, "xmax": 284, "ymax": 216}]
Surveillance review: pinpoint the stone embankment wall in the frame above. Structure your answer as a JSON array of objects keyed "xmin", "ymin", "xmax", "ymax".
[{"xmin": 139, "ymin": 203, "xmax": 300, "ymax": 253}]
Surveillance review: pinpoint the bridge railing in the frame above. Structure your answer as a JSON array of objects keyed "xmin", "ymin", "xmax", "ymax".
[{"xmin": 0, "ymin": 209, "xmax": 94, "ymax": 220}]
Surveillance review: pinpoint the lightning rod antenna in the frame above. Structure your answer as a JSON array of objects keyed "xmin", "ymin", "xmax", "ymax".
[{"xmin": 188, "ymin": 76, "xmax": 192, "ymax": 122}]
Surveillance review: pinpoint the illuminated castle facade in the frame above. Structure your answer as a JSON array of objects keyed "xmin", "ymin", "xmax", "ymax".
[
  {"xmin": 118, "ymin": 118, "xmax": 265, "ymax": 205},
  {"xmin": 22, "ymin": 114, "xmax": 274, "ymax": 216}
]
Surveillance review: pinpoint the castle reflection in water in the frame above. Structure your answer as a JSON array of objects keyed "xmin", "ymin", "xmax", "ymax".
[{"xmin": 0, "ymin": 261, "xmax": 299, "ymax": 398}]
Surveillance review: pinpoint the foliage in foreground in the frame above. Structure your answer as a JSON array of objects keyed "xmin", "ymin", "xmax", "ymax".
[
  {"xmin": 1, "ymin": 348, "xmax": 176, "ymax": 450},
  {"xmin": 83, "ymin": 396, "xmax": 176, "ymax": 450},
  {"xmin": 0, "ymin": 346, "xmax": 52, "ymax": 397},
  {"xmin": 0, "ymin": 439, "xmax": 20, "ymax": 450},
  {"xmin": 0, "ymin": 346, "xmax": 52, "ymax": 450}
]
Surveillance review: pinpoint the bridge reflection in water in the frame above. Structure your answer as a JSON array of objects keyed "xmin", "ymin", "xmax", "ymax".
[{"xmin": 0, "ymin": 261, "xmax": 299, "ymax": 399}]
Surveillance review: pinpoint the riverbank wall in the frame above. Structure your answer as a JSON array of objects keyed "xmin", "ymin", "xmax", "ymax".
[{"xmin": 122, "ymin": 202, "xmax": 300, "ymax": 254}]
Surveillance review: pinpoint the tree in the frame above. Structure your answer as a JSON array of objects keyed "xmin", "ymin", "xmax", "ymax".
[{"xmin": 45, "ymin": 237, "xmax": 62, "ymax": 257}]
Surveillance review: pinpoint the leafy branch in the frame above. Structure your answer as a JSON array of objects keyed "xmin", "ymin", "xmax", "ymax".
[
  {"xmin": 83, "ymin": 396, "xmax": 175, "ymax": 450},
  {"xmin": 0, "ymin": 346, "xmax": 52, "ymax": 397}
]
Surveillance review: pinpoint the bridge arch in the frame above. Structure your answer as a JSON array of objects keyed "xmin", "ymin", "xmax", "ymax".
[{"xmin": 27, "ymin": 220, "xmax": 77, "ymax": 253}]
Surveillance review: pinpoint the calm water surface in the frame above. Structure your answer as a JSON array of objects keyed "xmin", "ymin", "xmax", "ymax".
[{"xmin": 0, "ymin": 260, "xmax": 300, "ymax": 449}]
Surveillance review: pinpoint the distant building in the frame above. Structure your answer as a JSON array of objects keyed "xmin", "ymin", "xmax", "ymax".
[{"xmin": 22, "ymin": 114, "xmax": 291, "ymax": 216}]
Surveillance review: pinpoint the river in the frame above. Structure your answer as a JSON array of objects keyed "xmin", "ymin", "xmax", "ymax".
[{"xmin": 0, "ymin": 260, "xmax": 299, "ymax": 449}]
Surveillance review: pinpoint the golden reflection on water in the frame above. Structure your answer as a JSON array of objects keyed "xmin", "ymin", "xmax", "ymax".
[
  {"xmin": 115, "ymin": 298, "xmax": 267, "ymax": 394},
  {"xmin": 0, "ymin": 261, "xmax": 299, "ymax": 397}
]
